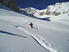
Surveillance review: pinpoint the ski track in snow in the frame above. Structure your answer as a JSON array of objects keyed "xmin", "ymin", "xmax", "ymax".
[{"xmin": 16, "ymin": 26, "xmax": 58, "ymax": 52}]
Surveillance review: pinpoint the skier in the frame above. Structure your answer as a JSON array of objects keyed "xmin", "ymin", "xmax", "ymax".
[{"xmin": 29, "ymin": 23, "xmax": 33, "ymax": 28}]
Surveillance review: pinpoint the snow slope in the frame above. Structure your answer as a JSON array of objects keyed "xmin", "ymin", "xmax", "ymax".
[
  {"xmin": 0, "ymin": 2, "xmax": 69, "ymax": 52},
  {"xmin": 0, "ymin": 19, "xmax": 49, "ymax": 52},
  {"xmin": 21, "ymin": 7, "xmax": 39, "ymax": 15},
  {"xmin": 0, "ymin": 9, "xmax": 57, "ymax": 52}
]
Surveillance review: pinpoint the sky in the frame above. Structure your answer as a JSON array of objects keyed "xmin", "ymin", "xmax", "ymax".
[{"xmin": 17, "ymin": 0, "xmax": 69, "ymax": 10}]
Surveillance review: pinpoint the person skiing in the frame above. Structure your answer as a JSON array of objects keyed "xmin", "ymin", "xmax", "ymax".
[{"xmin": 29, "ymin": 23, "xmax": 33, "ymax": 28}]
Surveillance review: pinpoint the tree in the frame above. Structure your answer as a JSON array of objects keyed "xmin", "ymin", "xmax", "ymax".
[
  {"xmin": 0, "ymin": 0, "xmax": 21, "ymax": 12},
  {"xmin": 7, "ymin": 0, "xmax": 20, "ymax": 12},
  {"xmin": 0, "ymin": 0, "xmax": 5, "ymax": 5},
  {"xmin": 0, "ymin": 0, "xmax": 8, "ymax": 7}
]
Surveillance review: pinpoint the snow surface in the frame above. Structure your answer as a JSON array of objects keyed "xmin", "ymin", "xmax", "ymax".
[{"xmin": 0, "ymin": 2, "xmax": 69, "ymax": 52}]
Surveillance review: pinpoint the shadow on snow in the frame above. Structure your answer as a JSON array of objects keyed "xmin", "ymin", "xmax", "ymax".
[{"xmin": 0, "ymin": 30, "xmax": 27, "ymax": 38}]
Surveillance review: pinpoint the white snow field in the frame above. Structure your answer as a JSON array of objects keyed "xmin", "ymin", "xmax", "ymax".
[{"xmin": 0, "ymin": 2, "xmax": 69, "ymax": 52}]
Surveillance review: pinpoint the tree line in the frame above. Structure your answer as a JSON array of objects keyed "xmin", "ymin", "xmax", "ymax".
[{"xmin": 0, "ymin": 0, "xmax": 20, "ymax": 12}]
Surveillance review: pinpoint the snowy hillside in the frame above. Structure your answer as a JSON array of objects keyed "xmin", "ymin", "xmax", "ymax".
[
  {"xmin": 21, "ymin": 7, "xmax": 39, "ymax": 15},
  {"xmin": 36, "ymin": 2, "xmax": 69, "ymax": 17},
  {"xmin": 0, "ymin": 2, "xmax": 69, "ymax": 52},
  {"xmin": 21, "ymin": 2, "xmax": 69, "ymax": 21}
]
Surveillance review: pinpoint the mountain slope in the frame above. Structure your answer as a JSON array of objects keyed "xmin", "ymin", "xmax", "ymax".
[
  {"xmin": 0, "ymin": 8, "xmax": 57, "ymax": 52},
  {"xmin": 0, "ymin": 2, "xmax": 69, "ymax": 52},
  {"xmin": 34, "ymin": 2, "xmax": 69, "ymax": 19},
  {"xmin": 0, "ymin": 20, "xmax": 47, "ymax": 52},
  {"xmin": 21, "ymin": 2, "xmax": 69, "ymax": 22}
]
